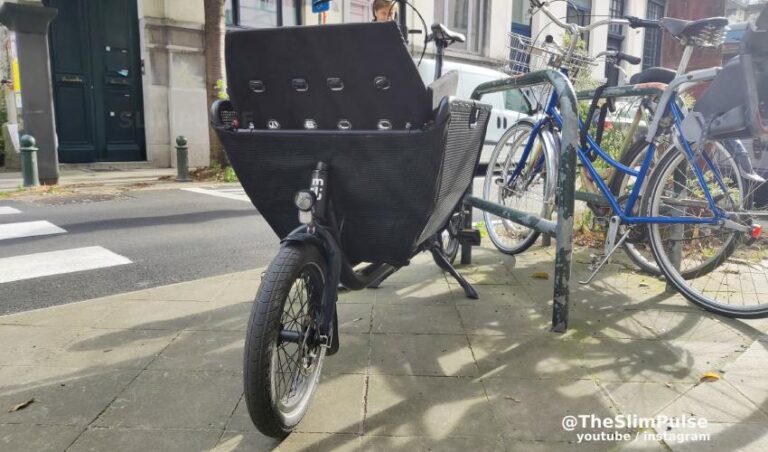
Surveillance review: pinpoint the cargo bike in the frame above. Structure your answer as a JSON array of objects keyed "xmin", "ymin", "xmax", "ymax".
[{"xmin": 211, "ymin": 22, "xmax": 491, "ymax": 438}]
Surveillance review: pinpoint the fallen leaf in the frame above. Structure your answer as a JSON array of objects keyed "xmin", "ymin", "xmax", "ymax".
[
  {"xmin": 639, "ymin": 283, "xmax": 649, "ymax": 288},
  {"xmin": 664, "ymin": 383, "xmax": 673, "ymax": 389},
  {"xmin": 531, "ymin": 271, "xmax": 549, "ymax": 280},
  {"xmin": 504, "ymin": 396, "xmax": 521, "ymax": 402},
  {"xmin": 351, "ymin": 317, "xmax": 363, "ymax": 322},
  {"xmin": 8, "ymin": 399, "xmax": 34, "ymax": 413},
  {"xmin": 700, "ymin": 372, "xmax": 721, "ymax": 383}
]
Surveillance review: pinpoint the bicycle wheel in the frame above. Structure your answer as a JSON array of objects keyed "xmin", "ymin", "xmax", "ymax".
[
  {"xmin": 433, "ymin": 210, "xmax": 462, "ymax": 270},
  {"xmin": 244, "ymin": 243, "xmax": 328, "ymax": 438},
  {"xmin": 482, "ymin": 120, "xmax": 556, "ymax": 255},
  {"xmin": 645, "ymin": 141, "xmax": 768, "ymax": 318}
]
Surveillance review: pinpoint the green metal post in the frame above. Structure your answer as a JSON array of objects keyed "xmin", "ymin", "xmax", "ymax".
[
  {"xmin": 20, "ymin": 134, "xmax": 39, "ymax": 187},
  {"xmin": 469, "ymin": 69, "xmax": 580, "ymax": 332},
  {"xmin": 175, "ymin": 135, "xmax": 190, "ymax": 182}
]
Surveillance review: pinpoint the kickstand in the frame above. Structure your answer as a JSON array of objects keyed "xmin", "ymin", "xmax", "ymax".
[
  {"xmin": 367, "ymin": 267, "xmax": 398, "ymax": 289},
  {"xmin": 578, "ymin": 228, "xmax": 632, "ymax": 285},
  {"xmin": 430, "ymin": 247, "xmax": 479, "ymax": 299}
]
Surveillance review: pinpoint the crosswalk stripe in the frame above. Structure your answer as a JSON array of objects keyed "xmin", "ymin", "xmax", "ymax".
[
  {"xmin": 0, "ymin": 246, "xmax": 132, "ymax": 284},
  {"xmin": 0, "ymin": 207, "xmax": 21, "ymax": 215},
  {"xmin": 182, "ymin": 187, "xmax": 251, "ymax": 202},
  {"xmin": 0, "ymin": 221, "xmax": 66, "ymax": 241}
]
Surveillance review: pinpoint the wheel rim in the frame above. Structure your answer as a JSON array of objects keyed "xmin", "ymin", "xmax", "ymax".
[
  {"xmin": 483, "ymin": 124, "xmax": 552, "ymax": 253},
  {"xmin": 439, "ymin": 213, "xmax": 461, "ymax": 259},
  {"xmin": 270, "ymin": 262, "xmax": 326, "ymax": 424},
  {"xmin": 649, "ymin": 143, "xmax": 768, "ymax": 314}
]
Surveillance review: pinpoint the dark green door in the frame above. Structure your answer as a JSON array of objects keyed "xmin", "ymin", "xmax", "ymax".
[{"xmin": 47, "ymin": 0, "xmax": 145, "ymax": 163}]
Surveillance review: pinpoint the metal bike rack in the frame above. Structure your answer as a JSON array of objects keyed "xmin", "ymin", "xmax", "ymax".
[{"xmin": 464, "ymin": 69, "xmax": 579, "ymax": 333}]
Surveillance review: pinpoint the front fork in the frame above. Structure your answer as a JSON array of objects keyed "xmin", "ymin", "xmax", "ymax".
[{"xmin": 282, "ymin": 162, "xmax": 340, "ymax": 355}]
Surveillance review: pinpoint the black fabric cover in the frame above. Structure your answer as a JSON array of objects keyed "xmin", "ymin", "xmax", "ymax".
[
  {"xmin": 215, "ymin": 98, "xmax": 490, "ymax": 266},
  {"xmin": 225, "ymin": 22, "xmax": 430, "ymax": 130},
  {"xmin": 427, "ymin": 70, "xmax": 459, "ymax": 111}
]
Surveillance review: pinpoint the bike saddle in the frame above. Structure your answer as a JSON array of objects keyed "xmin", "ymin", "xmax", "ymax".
[
  {"xmin": 660, "ymin": 16, "xmax": 729, "ymax": 47},
  {"xmin": 430, "ymin": 23, "xmax": 466, "ymax": 44},
  {"xmin": 629, "ymin": 67, "xmax": 676, "ymax": 85}
]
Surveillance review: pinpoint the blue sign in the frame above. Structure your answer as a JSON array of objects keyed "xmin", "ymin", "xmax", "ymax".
[{"xmin": 312, "ymin": 0, "xmax": 330, "ymax": 13}]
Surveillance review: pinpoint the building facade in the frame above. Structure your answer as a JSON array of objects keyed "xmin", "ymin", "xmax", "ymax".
[{"xmin": 3, "ymin": 0, "xmax": 736, "ymax": 170}]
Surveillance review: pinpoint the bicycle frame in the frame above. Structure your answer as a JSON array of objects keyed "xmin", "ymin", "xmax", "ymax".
[{"xmin": 510, "ymin": 71, "xmax": 732, "ymax": 227}]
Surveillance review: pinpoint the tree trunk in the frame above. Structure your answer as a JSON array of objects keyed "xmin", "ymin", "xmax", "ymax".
[{"xmin": 204, "ymin": 0, "xmax": 227, "ymax": 166}]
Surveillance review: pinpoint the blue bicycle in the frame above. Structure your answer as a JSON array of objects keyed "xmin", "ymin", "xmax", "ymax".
[{"xmin": 483, "ymin": 0, "xmax": 768, "ymax": 318}]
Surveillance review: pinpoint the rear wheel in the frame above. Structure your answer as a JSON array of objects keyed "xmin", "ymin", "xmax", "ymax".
[
  {"xmin": 243, "ymin": 243, "xmax": 329, "ymax": 438},
  {"xmin": 433, "ymin": 211, "xmax": 462, "ymax": 270},
  {"xmin": 482, "ymin": 120, "xmax": 555, "ymax": 255},
  {"xmin": 645, "ymin": 142, "xmax": 768, "ymax": 318}
]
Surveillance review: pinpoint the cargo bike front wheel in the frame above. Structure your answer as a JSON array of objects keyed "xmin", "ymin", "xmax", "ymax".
[{"xmin": 243, "ymin": 243, "xmax": 332, "ymax": 438}]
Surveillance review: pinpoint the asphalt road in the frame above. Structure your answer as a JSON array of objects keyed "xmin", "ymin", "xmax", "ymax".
[{"xmin": 0, "ymin": 187, "xmax": 278, "ymax": 315}]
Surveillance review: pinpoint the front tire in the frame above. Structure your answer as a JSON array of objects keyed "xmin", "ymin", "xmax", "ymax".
[{"xmin": 243, "ymin": 243, "xmax": 328, "ymax": 438}]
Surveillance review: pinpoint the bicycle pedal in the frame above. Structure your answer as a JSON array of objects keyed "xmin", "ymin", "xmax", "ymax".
[{"xmin": 458, "ymin": 228, "xmax": 481, "ymax": 246}]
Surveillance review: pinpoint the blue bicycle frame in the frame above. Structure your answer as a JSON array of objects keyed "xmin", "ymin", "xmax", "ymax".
[{"xmin": 508, "ymin": 83, "xmax": 732, "ymax": 226}]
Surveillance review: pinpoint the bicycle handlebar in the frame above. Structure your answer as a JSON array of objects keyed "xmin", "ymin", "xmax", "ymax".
[
  {"xmin": 625, "ymin": 15, "xmax": 661, "ymax": 29},
  {"xmin": 529, "ymin": 0, "xmax": 630, "ymax": 35}
]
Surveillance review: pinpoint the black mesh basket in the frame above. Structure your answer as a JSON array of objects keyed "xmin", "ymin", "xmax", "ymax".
[
  {"xmin": 216, "ymin": 22, "xmax": 492, "ymax": 266},
  {"xmin": 215, "ymin": 98, "xmax": 490, "ymax": 266}
]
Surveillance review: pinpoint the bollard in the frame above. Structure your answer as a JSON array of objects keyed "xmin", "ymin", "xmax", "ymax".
[
  {"xmin": 20, "ymin": 134, "xmax": 40, "ymax": 187},
  {"xmin": 175, "ymin": 135, "xmax": 190, "ymax": 182}
]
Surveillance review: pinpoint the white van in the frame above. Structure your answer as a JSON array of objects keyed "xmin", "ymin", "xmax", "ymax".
[{"xmin": 416, "ymin": 58, "xmax": 531, "ymax": 164}]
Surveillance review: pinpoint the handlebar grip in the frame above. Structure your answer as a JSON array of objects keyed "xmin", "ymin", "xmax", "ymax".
[
  {"xmin": 625, "ymin": 15, "xmax": 660, "ymax": 29},
  {"xmin": 617, "ymin": 52, "xmax": 642, "ymax": 65}
]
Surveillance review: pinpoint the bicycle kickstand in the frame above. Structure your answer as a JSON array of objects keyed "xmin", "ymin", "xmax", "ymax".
[{"xmin": 579, "ymin": 216, "xmax": 632, "ymax": 285}]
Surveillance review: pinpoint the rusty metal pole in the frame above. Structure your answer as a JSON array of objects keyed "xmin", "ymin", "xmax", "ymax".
[{"xmin": 469, "ymin": 70, "xmax": 580, "ymax": 332}]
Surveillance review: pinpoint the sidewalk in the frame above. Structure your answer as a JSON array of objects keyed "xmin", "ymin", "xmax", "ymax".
[
  {"xmin": 1, "ymin": 245, "xmax": 767, "ymax": 451},
  {"xmin": 0, "ymin": 167, "xmax": 177, "ymax": 193}
]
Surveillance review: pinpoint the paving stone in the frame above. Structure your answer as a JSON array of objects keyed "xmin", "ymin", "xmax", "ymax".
[
  {"xmin": 660, "ymin": 422, "xmax": 768, "ymax": 452},
  {"xmin": 43, "ymin": 328, "xmax": 176, "ymax": 369},
  {"xmin": 364, "ymin": 375, "xmax": 494, "ymax": 438},
  {"xmin": 599, "ymin": 381, "xmax": 689, "ymax": 418},
  {"xmin": 148, "ymin": 330, "xmax": 243, "ymax": 371},
  {"xmin": 337, "ymin": 304, "xmax": 373, "ymax": 334},
  {"xmin": 447, "ymin": 283, "xmax": 548, "ymax": 308},
  {"xmin": 68, "ymin": 427, "xmax": 221, "ymax": 452},
  {"xmin": 120, "ymin": 275, "xmax": 233, "ymax": 302},
  {"xmin": 369, "ymin": 333, "xmax": 477, "ymax": 377},
  {"xmin": 0, "ymin": 366, "xmax": 138, "ymax": 426},
  {"xmin": 91, "ymin": 300, "xmax": 247, "ymax": 331},
  {"xmin": 578, "ymin": 338, "xmax": 699, "ymax": 383},
  {"xmin": 661, "ymin": 380, "xmax": 768, "ymax": 424},
  {"xmin": 212, "ymin": 431, "xmax": 282, "ymax": 452},
  {"xmin": 457, "ymin": 305, "xmax": 551, "ymax": 336},
  {"xmin": 0, "ymin": 424, "xmax": 82, "ymax": 452},
  {"xmin": 293, "ymin": 373, "xmax": 365, "ymax": 434},
  {"xmin": 323, "ymin": 334, "xmax": 370, "ymax": 375},
  {"xmin": 94, "ymin": 369, "xmax": 241, "ymax": 429},
  {"xmin": 359, "ymin": 434, "xmax": 504, "ymax": 451},
  {"xmin": 372, "ymin": 281, "xmax": 453, "ymax": 305},
  {"xmin": 227, "ymin": 374, "xmax": 365, "ymax": 435},
  {"xmin": 372, "ymin": 305, "xmax": 463, "ymax": 334},
  {"xmin": 484, "ymin": 378, "xmax": 616, "ymax": 442},
  {"xmin": 469, "ymin": 335, "xmax": 587, "ymax": 379},
  {"xmin": 0, "ymin": 325, "xmax": 82, "ymax": 366}
]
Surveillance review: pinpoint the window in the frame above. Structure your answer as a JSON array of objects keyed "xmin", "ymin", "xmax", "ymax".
[
  {"xmin": 609, "ymin": 0, "xmax": 625, "ymax": 37},
  {"xmin": 345, "ymin": 0, "xmax": 370, "ymax": 22},
  {"xmin": 511, "ymin": 0, "xmax": 531, "ymax": 36},
  {"xmin": 566, "ymin": 0, "xmax": 591, "ymax": 49},
  {"xmin": 226, "ymin": 0, "xmax": 302, "ymax": 28},
  {"xmin": 606, "ymin": 0, "xmax": 625, "ymax": 83},
  {"xmin": 435, "ymin": 0, "xmax": 488, "ymax": 54},
  {"xmin": 642, "ymin": 0, "xmax": 665, "ymax": 69}
]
